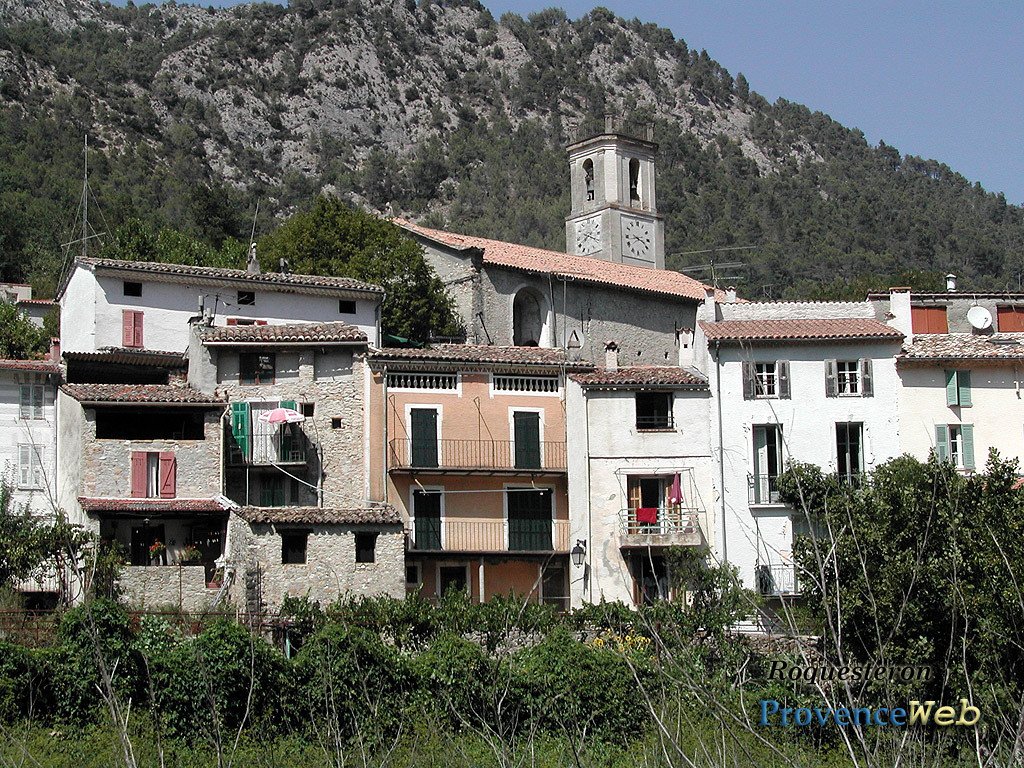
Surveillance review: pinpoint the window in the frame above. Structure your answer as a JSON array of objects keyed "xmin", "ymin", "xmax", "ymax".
[
  {"xmin": 437, "ymin": 565, "xmax": 468, "ymax": 597},
  {"xmin": 583, "ymin": 158, "xmax": 595, "ymax": 201},
  {"xmin": 406, "ymin": 563, "xmax": 422, "ymax": 588},
  {"xmin": 826, "ymin": 359, "xmax": 874, "ymax": 397},
  {"xmin": 96, "ymin": 409, "xmax": 205, "ymax": 440},
  {"xmin": 123, "ymin": 281, "xmax": 142, "ymax": 297},
  {"xmin": 836, "ymin": 422, "xmax": 863, "ymax": 482},
  {"xmin": 751, "ymin": 425, "xmax": 784, "ymax": 504},
  {"xmin": 743, "ymin": 361, "xmax": 790, "ymax": 399},
  {"xmin": 237, "ymin": 291, "xmax": 256, "ymax": 306},
  {"xmin": 300, "ymin": 402, "xmax": 315, "ymax": 417},
  {"xmin": 945, "ymin": 370, "xmax": 972, "ymax": 407},
  {"xmin": 239, "ymin": 352, "xmax": 275, "ymax": 385},
  {"xmin": 122, "ymin": 310, "xmax": 144, "ymax": 348},
  {"xmin": 339, "ymin": 300, "xmax": 356, "ymax": 314},
  {"xmin": 513, "ymin": 411, "xmax": 541, "ymax": 469},
  {"xmin": 18, "ymin": 444, "xmax": 44, "ymax": 489},
  {"xmin": 355, "ymin": 532, "xmax": 378, "ymax": 563},
  {"xmin": 628, "ymin": 158, "xmax": 641, "ymax": 203},
  {"xmin": 330, "ymin": 417, "xmax": 342, "ymax": 429},
  {"xmin": 936, "ymin": 424, "xmax": 975, "ymax": 470},
  {"xmin": 410, "ymin": 408, "xmax": 439, "ymax": 468},
  {"xmin": 507, "ymin": 488, "xmax": 553, "ymax": 550},
  {"xmin": 626, "ymin": 476, "xmax": 668, "ymax": 530},
  {"xmin": 131, "ymin": 451, "xmax": 176, "ymax": 498},
  {"xmin": 19, "ymin": 383, "xmax": 44, "ymax": 420},
  {"xmin": 911, "ymin": 306, "xmax": 948, "ymax": 334},
  {"xmin": 281, "ymin": 531, "xmax": 309, "ymax": 564},
  {"xmin": 635, "ymin": 392, "xmax": 673, "ymax": 430}
]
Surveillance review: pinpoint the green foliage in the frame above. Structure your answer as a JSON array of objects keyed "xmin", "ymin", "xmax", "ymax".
[
  {"xmin": 257, "ymin": 197, "xmax": 461, "ymax": 342},
  {"xmin": 0, "ymin": 302, "xmax": 48, "ymax": 359}
]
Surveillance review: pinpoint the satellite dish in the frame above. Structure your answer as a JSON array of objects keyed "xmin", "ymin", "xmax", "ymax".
[{"xmin": 967, "ymin": 306, "xmax": 993, "ymax": 330}]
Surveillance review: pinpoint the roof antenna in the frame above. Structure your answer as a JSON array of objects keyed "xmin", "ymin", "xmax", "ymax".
[
  {"xmin": 81, "ymin": 135, "xmax": 88, "ymax": 259},
  {"xmin": 246, "ymin": 199, "xmax": 261, "ymax": 274}
]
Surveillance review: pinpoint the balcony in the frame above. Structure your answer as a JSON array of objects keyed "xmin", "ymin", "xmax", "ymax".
[
  {"xmin": 389, "ymin": 439, "xmax": 567, "ymax": 474},
  {"xmin": 756, "ymin": 563, "xmax": 800, "ymax": 597},
  {"xmin": 408, "ymin": 519, "xmax": 570, "ymax": 553},
  {"xmin": 230, "ymin": 427, "xmax": 306, "ymax": 466},
  {"xmin": 617, "ymin": 507, "xmax": 705, "ymax": 548},
  {"xmin": 748, "ymin": 475, "xmax": 782, "ymax": 505}
]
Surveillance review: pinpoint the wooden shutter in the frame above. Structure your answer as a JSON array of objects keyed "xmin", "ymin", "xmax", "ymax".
[
  {"xmin": 231, "ymin": 401, "xmax": 250, "ymax": 459},
  {"xmin": 411, "ymin": 409, "xmax": 438, "ymax": 468},
  {"xmin": 997, "ymin": 306, "xmax": 1024, "ymax": 332},
  {"xmin": 912, "ymin": 306, "xmax": 948, "ymax": 334},
  {"xmin": 945, "ymin": 370, "xmax": 959, "ymax": 406},
  {"xmin": 824, "ymin": 360, "xmax": 838, "ymax": 397},
  {"xmin": 158, "ymin": 452, "xmax": 176, "ymax": 498},
  {"xmin": 961, "ymin": 424, "xmax": 975, "ymax": 470},
  {"xmin": 860, "ymin": 359, "xmax": 873, "ymax": 397},
  {"xmin": 742, "ymin": 361, "xmax": 755, "ymax": 399},
  {"xmin": 122, "ymin": 310, "xmax": 135, "ymax": 347},
  {"xmin": 957, "ymin": 370, "xmax": 972, "ymax": 407},
  {"xmin": 133, "ymin": 311, "xmax": 144, "ymax": 347},
  {"xmin": 413, "ymin": 490, "xmax": 442, "ymax": 550},
  {"xmin": 934, "ymin": 426, "xmax": 949, "ymax": 462},
  {"xmin": 513, "ymin": 412, "xmax": 541, "ymax": 469},
  {"xmin": 507, "ymin": 489, "xmax": 552, "ymax": 551},
  {"xmin": 130, "ymin": 451, "xmax": 147, "ymax": 497},
  {"xmin": 777, "ymin": 361, "xmax": 791, "ymax": 399}
]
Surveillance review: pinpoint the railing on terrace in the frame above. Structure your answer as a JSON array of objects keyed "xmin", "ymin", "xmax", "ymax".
[
  {"xmin": 389, "ymin": 438, "xmax": 567, "ymax": 472},
  {"xmin": 748, "ymin": 474, "xmax": 782, "ymax": 505},
  {"xmin": 756, "ymin": 563, "xmax": 799, "ymax": 597},
  {"xmin": 409, "ymin": 519, "xmax": 570, "ymax": 553},
  {"xmin": 617, "ymin": 507, "xmax": 704, "ymax": 543}
]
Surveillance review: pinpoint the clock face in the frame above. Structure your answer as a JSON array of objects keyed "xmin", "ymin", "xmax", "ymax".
[
  {"xmin": 574, "ymin": 217, "xmax": 602, "ymax": 255},
  {"xmin": 622, "ymin": 218, "xmax": 653, "ymax": 259}
]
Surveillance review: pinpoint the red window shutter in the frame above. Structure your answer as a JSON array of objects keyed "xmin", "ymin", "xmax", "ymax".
[
  {"xmin": 132, "ymin": 311, "xmax": 144, "ymax": 348},
  {"xmin": 122, "ymin": 310, "xmax": 135, "ymax": 347},
  {"xmin": 256, "ymin": 320, "xmax": 268, "ymax": 325},
  {"xmin": 130, "ymin": 452, "xmax": 147, "ymax": 498},
  {"xmin": 158, "ymin": 452, "xmax": 176, "ymax": 498},
  {"xmin": 227, "ymin": 318, "xmax": 238, "ymax": 326}
]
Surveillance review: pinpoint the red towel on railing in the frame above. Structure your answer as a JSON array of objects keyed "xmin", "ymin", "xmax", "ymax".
[{"xmin": 636, "ymin": 507, "xmax": 658, "ymax": 524}]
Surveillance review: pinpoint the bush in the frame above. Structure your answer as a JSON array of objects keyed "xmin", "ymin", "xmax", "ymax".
[
  {"xmin": 410, "ymin": 633, "xmax": 494, "ymax": 728},
  {"xmin": 0, "ymin": 640, "xmax": 48, "ymax": 722}
]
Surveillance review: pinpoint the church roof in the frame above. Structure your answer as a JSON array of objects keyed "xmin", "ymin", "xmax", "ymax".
[{"xmin": 394, "ymin": 219, "xmax": 717, "ymax": 302}]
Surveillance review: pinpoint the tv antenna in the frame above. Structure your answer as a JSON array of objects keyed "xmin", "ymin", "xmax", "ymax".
[{"xmin": 676, "ymin": 244, "xmax": 755, "ymax": 288}]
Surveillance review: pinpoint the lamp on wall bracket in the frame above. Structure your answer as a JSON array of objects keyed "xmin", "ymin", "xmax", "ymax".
[{"xmin": 570, "ymin": 539, "xmax": 587, "ymax": 568}]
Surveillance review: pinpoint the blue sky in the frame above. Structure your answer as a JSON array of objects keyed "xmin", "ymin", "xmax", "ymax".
[{"xmin": 145, "ymin": 0, "xmax": 1024, "ymax": 204}]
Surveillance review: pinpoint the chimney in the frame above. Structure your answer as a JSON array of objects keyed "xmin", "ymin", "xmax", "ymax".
[
  {"xmin": 49, "ymin": 337, "xmax": 60, "ymax": 363},
  {"xmin": 246, "ymin": 242, "xmax": 260, "ymax": 274},
  {"xmin": 946, "ymin": 273, "xmax": 957, "ymax": 292},
  {"xmin": 888, "ymin": 287, "xmax": 913, "ymax": 341},
  {"xmin": 725, "ymin": 286, "xmax": 737, "ymax": 304},
  {"xmin": 279, "ymin": 257, "xmax": 290, "ymax": 275},
  {"xmin": 604, "ymin": 341, "xmax": 619, "ymax": 370}
]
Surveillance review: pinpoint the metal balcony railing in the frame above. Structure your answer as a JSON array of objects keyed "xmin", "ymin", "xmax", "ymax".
[
  {"xmin": 409, "ymin": 519, "xmax": 570, "ymax": 553},
  {"xmin": 617, "ymin": 507, "xmax": 704, "ymax": 543},
  {"xmin": 389, "ymin": 439, "xmax": 567, "ymax": 472},
  {"xmin": 756, "ymin": 563, "xmax": 799, "ymax": 596},
  {"xmin": 748, "ymin": 474, "xmax": 782, "ymax": 505}
]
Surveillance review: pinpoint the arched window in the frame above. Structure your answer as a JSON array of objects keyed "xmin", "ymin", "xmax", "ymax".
[
  {"xmin": 583, "ymin": 159, "xmax": 595, "ymax": 202},
  {"xmin": 512, "ymin": 287, "xmax": 547, "ymax": 347},
  {"xmin": 629, "ymin": 158, "xmax": 641, "ymax": 204}
]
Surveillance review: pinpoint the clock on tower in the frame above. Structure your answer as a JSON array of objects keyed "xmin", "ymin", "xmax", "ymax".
[{"xmin": 574, "ymin": 217, "xmax": 602, "ymax": 256}]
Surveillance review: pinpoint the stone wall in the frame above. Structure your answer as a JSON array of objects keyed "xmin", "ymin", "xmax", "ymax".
[{"xmin": 118, "ymin": 565, "xmax": 215, "ymax": 612}]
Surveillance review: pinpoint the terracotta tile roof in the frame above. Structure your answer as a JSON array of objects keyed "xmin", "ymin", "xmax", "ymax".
[
  {"xmin": 65, "ymin": 257, "xmax": 383, "ymax": 297},
  {"xmin": 61, "ymin": 383, "xmax": 224, "ymax": 405},
  {"xmin": 16, "ymin": 298, "xmax": 56, "ymax": 306},
  {"xmin": 901, "ymin": 333, "xmax": 1024, "ymax": 361},
  {"xmin": 700, "ymin": 318, "xmax": 904, "ymax": 343},
  {"xmin": 369, "ymin": 344, "xmax": 592, "ymax": 369},
  {"xmin": 395, "ymin": 219, "xmax": 717, "ymax": 302},
  {"xmin": 199, "ymin": 321, "xmax": 367, "ymax": 344},
  {"xmin": 79, "ymin": 497, "xmax": 228, "ymax": 513},
  {"xmin": 571, "ymin": 366, "xmax": 709, "ymax": 389},
  {"xmin": 0, "ymin": 358, "xmax": 60, "ymax": 373},
  {"xmin": 63, "ymin": 348, "xmax": 187, "ymax": 368},
  {"xmin": 235, "ymin": 505, "xmax": 402, "ymax": 526}
]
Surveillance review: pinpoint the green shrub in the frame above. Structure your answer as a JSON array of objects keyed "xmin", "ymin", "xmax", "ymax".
[{"xmin": 411, "ymin": 633, "xmax": 494, "ymax": 727}]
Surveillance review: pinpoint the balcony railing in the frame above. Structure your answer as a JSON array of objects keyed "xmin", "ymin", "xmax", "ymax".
[
  {"xmin": 409, "ymin": 519, "xmax": 570, "ymax": 553},
  {"xmin": 229, "ymin": 428, "xmax": 306, "ymax": 466},
  {"xmin": 756, "ymin": 563, "xmax": 799, "ymax": 596},
  {"xmin": 389, "ymin": 439, "xmax": 567, "ymax": 472},
  {"xmin": 748, "ymin": 474, "xmax": 782, "ymax": 505},
  {"xmin": 617, "ymin": 507, "xmax": 704, "ymax": 547}
]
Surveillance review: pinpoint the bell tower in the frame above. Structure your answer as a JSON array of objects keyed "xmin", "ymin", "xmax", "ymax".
[{"xmin": 564, "ymin": 117, "xmax": 665, "ymax": 269}]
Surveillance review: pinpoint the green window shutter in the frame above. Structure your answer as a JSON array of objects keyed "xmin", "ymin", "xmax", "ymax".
[
  {"xmin": 753, "ymin": 427, "xmax": 767, "ymax": 504},
  {"xmin": 935, "ymin": 425, "xmax": 949, "ymax": 462},
  {"xmin": 280, "ymin": 399, "xmax": 297, "ymax": 411},
  {"xmin": 945, "ymin": 370, "xmax": 958, "ymax": 406},
  {"xmin": 513, "ymin": 412, "xmax": 541, "ymax": 469},
  {"xmin": 507, "ymin": 489, "xmax": 552, "ymax": 550},
  {"xmin": 413, "ymin": 490, "xmax": 442, "ymax": 550},
  {"xmin": 957, "ymin": 371, "xmax": 972, "ymax": 407},
  {"xmin": 961, "ymin": 424, "xmax": 975, "ymax": 469},
  {"xmin": 231, "ymin": 402, "xmax": 250, "ymax": 459},
  {"xmin": 411, "ymin": 409, "xmax": 438, "ymax": 468}
]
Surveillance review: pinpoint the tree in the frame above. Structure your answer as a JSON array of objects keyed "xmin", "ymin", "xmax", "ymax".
[
  {"xmin": 0, "ymin": 302, "xmax": 48, "ymax": 359},
  {"xmin": 258, "ymin": 197, "xmax": 462, "ymax": 342}
]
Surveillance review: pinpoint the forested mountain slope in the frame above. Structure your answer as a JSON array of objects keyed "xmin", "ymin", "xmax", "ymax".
[{"xmin": 1, "ymin": 0, "xmax": 1021, "ymax": 298}]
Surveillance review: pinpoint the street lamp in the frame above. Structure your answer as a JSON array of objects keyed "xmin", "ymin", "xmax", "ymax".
[{"xmin": 570, "ymin": 539, "xmax": 587, "ymax": 568}]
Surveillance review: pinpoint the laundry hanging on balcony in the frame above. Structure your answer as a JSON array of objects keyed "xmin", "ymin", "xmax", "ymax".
[
  {"xmin": 257, "ymin": 407, "xmax": 305, "ymax": 425},
  {"xmin": 667, "ymin": 473, "xmax": 683, "ymax": 506},
  {"xmin": 636, "ymin": 507, "xmax": 658, "ymax": 524}
]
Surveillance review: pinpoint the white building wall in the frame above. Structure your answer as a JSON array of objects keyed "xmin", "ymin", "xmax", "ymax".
[
  {"xmin": 0, "ymin": 371, "xmax": 58, "ymax": 518},
  {"xmin": 59, "ymin": 267, "xmax": 100, "ymax": 355},
  {"xmin": 898, "ymin": 363, "xmax": 1024, "ymax": 467},
  {"xmin": 710, "ymin": 340, "xmax": 904, "ymax": 590},
  {"xmin": 567, "ymin": 381, "xmax": 715, "ymax": 608}
]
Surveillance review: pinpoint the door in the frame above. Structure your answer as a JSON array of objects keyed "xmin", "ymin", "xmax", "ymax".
[
  {"xmin": 627, "ymin": 477, "xmax": 665, "ymax": 532},
  {"xmin": 130, "ymin": 524, "xmax": 165, "ymax": 566},
  {"xmin": 631, "ymin": 551, "xmax": 669, "ymax": 605},
  {"xmin": 190, "ymin": 523, "xmax": 224, "ymax": 581},
  {"xmin": 507, "ymin": 488, "xmax": 552, "ymax": 550},
  {"xmin": 410, "ymin": 408, "xmax": 439, "ymax": 468},
  {"xmin": 513, "ymin": 411, "xmax": 542, "ymax": 469},
  {"xmin": 438, "ymin": 565, "xmax": 468, "ymax": 597},
  {"xmin": 413, "ymin": 489, "xmax": 442, "ymax": 550}
]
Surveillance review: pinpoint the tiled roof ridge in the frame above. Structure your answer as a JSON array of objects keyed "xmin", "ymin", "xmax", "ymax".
[
  {"xmin": 0, "ymin": 358, "xmax": 61, "ymax": 372},
  {"xmin": 61, "ymin": 383, "xmax": 224, "ymax": 404},
  {"xmin": 199, "ymin": 320, "xmax": 367, "ymax": 343},
  {"xmin": 235, "ymin": 504, "xmax": 402, "ymax": 526},
  {"xmin": 368, "ymin": 343, "xmax": 593, "ymax": 368},
  {"xmin": 701, "ymin": 318, "xmax": 904, "ymax": 341}
]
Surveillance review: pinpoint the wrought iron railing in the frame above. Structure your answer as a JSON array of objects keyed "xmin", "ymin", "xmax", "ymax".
[
  {"xmin": 617, "ymin": 507, "xmax": 703, "ymax": 540},
  {"xmin": 748, "ymin": 474, "xmax": 782, "ymax": 505},
  {"xmin": 756, "ymin": 563, "xmax": 799, "ymax": 596},
  {"xmin": 409, "ymin": 519, "xmax": 570, "ymax": 553},
  {"xmin": 389, "ymin": 439, "xmax": 567, "ymax": 471}
]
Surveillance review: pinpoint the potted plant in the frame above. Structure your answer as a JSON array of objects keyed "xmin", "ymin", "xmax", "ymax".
[
  {"xmin": 148, "ymin": 540, "xmax": 166, "ymax": 565},
  {"xmin": 179, "ymin": 545, "xmax": 202, "ymax": 565}
]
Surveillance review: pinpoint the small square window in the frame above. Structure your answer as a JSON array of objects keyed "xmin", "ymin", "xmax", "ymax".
[
  {"xmin": 635, "ymin": 392, "xmax": 673, "ymax": 430},
  {"xmin": 339, "ymin": 300, "xmax": 356, "ymax": 314},
  {"xmin": 331, "ymin": 417, "xmax": 342, "ymax": 429},
  {"xmin": 123, "ymin": 281, "xmax": 142, "ymax": 297},
  {"xmin": 239, "ymin": 352, "xmax": 275, "ymax": 385},
  {"xmin": 406, "ymin": 563, "xmax": 422, "ymax": 587},
  {"xmin": 755, "ymin": 363, "xmax": 777, "ymax": 397},
  {"xmin": 281, "ymin": 530, "xmax": 309, "ymax": 564},
  {"xmin": 355, "ymin": 532, "xmax": 378, "ymax": 563},
  {"xmin": 237, "ymin": 291, "xmax": 256, "ymax": 306},
  {"xmin": 300, "ymin": 402, "xmax": 315, "ymax": 417}
]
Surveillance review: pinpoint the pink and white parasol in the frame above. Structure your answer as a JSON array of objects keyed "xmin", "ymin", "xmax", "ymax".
[{"xmin": 256, "ymin": 407, "xmax": 305, "ymax": 425}]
